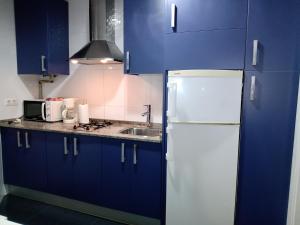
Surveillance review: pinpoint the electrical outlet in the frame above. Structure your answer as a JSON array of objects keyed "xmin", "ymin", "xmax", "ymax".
[{"xmin": 4, "ymin": 98, "xmax": 18, "ymax": 106}]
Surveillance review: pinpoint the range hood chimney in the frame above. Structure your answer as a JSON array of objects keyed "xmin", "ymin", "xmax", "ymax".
[{"xmin": 70, "ymin": 0, "xmax": 123, "ymax": 65}]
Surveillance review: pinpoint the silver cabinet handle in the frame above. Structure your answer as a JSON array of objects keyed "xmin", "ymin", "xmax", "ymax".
[
  {"xmin": 17, "ymin": 131, "xmax": 22, "ymax": 148},
  {"xmin": 121, "ymin": 143, "xmax": 125, "ymax": 163},
  {"xmin": 250, "ymin": 76, "xmax": 256, "ymax": 101},
  {"xmin": 126, "ymin": 51, "xmax": 130, "ymax": 72},
  {"xmin": 73, "ymin": 137, "xmax": 78, "ymax": 156},
  {"xmin": 171, "ymin": 3, "xmax": 176, "ymax": 29},
  {"xmin": 133, "ymin": 144, "xmax": 137, "ymax": 165},
  {"xmin": 41, "ymin": 55, "xmax": 46, "ymax": 72},
  {"xmin": 25, "ymin": 132, "xmax": 30, "ymax": 149},
  {"xmin": 252, "ymin": 40, "xmax": 259, "ymax": 66},
  {"xmin": 64, "ymin": 137, "xmax": 68, "ymax": 155}
]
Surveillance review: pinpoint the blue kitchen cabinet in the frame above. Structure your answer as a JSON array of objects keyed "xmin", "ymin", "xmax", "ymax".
[
  {"xmin": 72, "ymin": 135, "xmax": 101, "ymax": 204},
  {"xmin": 46, "ymin": 133, "xmax": 101, "ymax": 204},
  {"xmin": 14, "ymin": 0, "xmax": 69, "ymax": 75},
  {"xmin": 101, "ymin": 138, "xmax": 162, "ymax": 219},
  {"xmin": 236, "ymin": 71, "xmax": 299, "ymax": 225},
  {"xmin": 2, "ymin": 128, "xmax": 47, "ymax": 191},
  {"xmin": 129, "ymin": 141, "xmax": 162, "ymax": 219},
  {"xmin": 164, "ymin": 29, "xmax": 246, "ymax": 70},
  {"xmin": 101, "ymin": 139, "xmax": 131, "ymax": 212},
  {"xmin": 165, "ymin": 0, "xmax": 247, "ymax": 33},
  {"xmin": 124, "ymin": 0, "xmax": 163, "ymax": 74},
  {"xmin": 46, "ymin": 132, "xmax": 73, "ymax": 198},
  {"xmin": 245, "ymin": 0, "xmax": 300, "ymax": 71}
]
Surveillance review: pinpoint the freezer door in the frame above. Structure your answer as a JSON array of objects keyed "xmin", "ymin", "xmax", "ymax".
[
  {"xmin": 166, "ymin": 124, "xmax": 240, "ymax": 225},
  {"xmin": 167, "ymin": 70, "xmax": 243, "ymax": 123}
]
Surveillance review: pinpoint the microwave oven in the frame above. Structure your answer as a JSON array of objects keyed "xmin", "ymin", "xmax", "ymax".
[{"xmin": 23, "ymin": 99, "xmax": 63, "ymax": 122}]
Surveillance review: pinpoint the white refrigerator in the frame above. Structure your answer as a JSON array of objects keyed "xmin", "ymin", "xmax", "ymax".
[{"xmin": 166, "ymin": 70, "xmax": 243, "ymax": 225}]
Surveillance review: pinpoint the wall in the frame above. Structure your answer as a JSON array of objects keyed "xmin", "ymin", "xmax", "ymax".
[
  {"xmin": 0, "ymin": 0, "xmax": 41, "ymax": 199},
  {"xmin": 43, "ymin": 0, "xmax": 163, "ymax": 123}
]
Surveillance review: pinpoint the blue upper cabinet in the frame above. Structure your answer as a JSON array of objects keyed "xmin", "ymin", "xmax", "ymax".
[
  {"xmin": 164, "ymin": 0, "xmax": 247, "ymax": 70},
  {"xmin": 14, "ymin": 0, "xmax": 69, "ymax": 75},
  {"xmin": 245, "ymin": 0, "xmax": 300, "ymax": 71},
  {"xmin": 164, "ymin": 30, "xmax": 246, "ymax": 70},
  {"xmin": 165, "ymin": 0, "xmax": 248, "ymax": 33},
  {"xmin": 124, "ymin": 0, "xmax": 163, "ymax": 75},
  {"xmin": 236, "ymin": 71, "xmax": 299, "ymax": 225}
]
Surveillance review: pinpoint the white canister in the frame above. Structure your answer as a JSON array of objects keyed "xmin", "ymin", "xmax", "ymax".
[{"xmin": 78, "ymin": 104, "xmax": 90, "ymax": 124}]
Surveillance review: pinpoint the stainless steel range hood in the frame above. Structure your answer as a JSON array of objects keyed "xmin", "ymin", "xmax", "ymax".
[{"xmin": 70, "ymin": 0, "xmax": 123, "ymax": 65}]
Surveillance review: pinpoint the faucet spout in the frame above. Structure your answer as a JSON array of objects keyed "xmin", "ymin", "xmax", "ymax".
[{"xmin": 142, "ymin": 105, "xmax": 152, "ymax": 127}]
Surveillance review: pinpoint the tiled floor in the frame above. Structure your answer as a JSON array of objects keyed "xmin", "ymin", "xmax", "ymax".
[{"xmin": 0, "ymin": 195, "xmax": 125, "ymax": 225}]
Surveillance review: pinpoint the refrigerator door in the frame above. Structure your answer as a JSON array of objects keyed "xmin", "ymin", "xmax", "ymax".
[
  {"xmin": 167, "ymin": 70, "xmax": 243, "ymax": 123},
  {"xmin": 166, "ymin": 124, "xmax": 240, "ymax": 225}
]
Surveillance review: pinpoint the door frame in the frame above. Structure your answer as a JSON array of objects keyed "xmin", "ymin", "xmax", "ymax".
[{"xmin": 288, "ymin": 78, "xmax": 300, "ymax": 225}]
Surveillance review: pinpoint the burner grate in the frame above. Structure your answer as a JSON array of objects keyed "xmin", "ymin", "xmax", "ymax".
[{"xmin": 73, "ymin": 121, "xmax": 113, "ymax": 131}]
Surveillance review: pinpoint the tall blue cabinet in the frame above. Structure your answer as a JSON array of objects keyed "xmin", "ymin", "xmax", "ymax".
[
  {"xmin": 235, "ymin": 0, "xmax": 300, "ymax": 224},
  {"xmin": 14, "ymin": 0, "xmax": 69, "ymax": 75}
]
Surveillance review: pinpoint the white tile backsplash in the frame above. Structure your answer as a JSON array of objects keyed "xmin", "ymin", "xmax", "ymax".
[{"xmin": 44, "ymin": 65, "xmax": 163, "ymax": 123}]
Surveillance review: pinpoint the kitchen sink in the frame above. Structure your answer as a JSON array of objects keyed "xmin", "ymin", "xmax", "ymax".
[{"xmin": 120, "ymin": 127, "xmax": 162, "ymax": 137}]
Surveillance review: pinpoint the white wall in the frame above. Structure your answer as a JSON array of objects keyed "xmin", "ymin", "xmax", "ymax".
[{"xmin": 43, "ymin": 0, "xmax": 163, "ymax": 123}]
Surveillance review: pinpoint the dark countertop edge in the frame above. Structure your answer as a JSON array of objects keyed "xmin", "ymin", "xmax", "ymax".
[{"xmin": 0, "ymin": 123, "xmax": 162, "ymax": 144}]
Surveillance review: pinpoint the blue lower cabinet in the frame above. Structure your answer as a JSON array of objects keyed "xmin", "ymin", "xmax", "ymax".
[
  {"xmin": 129, "ymin": 141, "xmax": 162, "ymax": 219},
  {"xmin": 72, "ymin": 135, "xmax": 101, "ymax": 204},
  {"xmin": 101, "ymin": 139, "xmax": 131, "ymax": 212},
  {"xmin": 236, "ymin": 71, "xmax": 299, "ymax": 225},
  {"xmin": 101, "ymin": 138, "xmax": 162, "ymax": 219},
  {"xmin": 164, "ymin": 29, "xmax": 246, "ymax": 70},
  {"xmin": 46, "ymin": 133, "xmax": 101, "ymax": 204},
  {"xmin": 46, "ymin": 132, "xmax": 73, "ymax": 198},
  {"xmin": 2, "ymin": 128, "xmax": 47, "ymax": 191}
]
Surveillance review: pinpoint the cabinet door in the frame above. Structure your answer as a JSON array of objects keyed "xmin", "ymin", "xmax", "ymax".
[
  {"xmin": 101, "ymin": 139, "xmax": 131, "ymax": 212},
  {"xmin": 47, "ymin": 0, "xmax": 69, "ymax": 75},
  {"xmin": 245, "ymin": 0, "xmax": 300, "ymax": 71},
  {"xmin": 129, "ymin": 142, "xmax": 162, "ymax": 219},
  {"xmin": 72, "ymin": 135, "xmax": 101, "ymax": 204},
  {"xmin": 22, "ymin": 130, "xmax": 47, "ymax": 191},
  {"xmin": 1, "ymin": 128, "xmax": 24, "ymax": 186},
  {"xmin": 46, "ymin": 132, "xmax": 73, "ymax": 198},
  {"xmin": 165, "ymin": 0, "xmax": 247, "ymax": 33},
  {"xmin": 164, "ymin": 29, "xmax": 246, "ymax": 70},
  {"xmin": 236, "ymin": 71, "xmax": 299, "ymax": 225},
  {"xmin": 14, "ymin": 0, "xmax": 48, "ymax": 74},
  {"xmin": 124, "ymin": 0, "xmax": 163, "ymax": 74}
]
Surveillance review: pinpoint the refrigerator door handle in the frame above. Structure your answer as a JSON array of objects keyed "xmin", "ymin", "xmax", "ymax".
[
  {"xmin": 167, "ymin": 82, "xmax": 177, "ymax": 119},
  {"xmin": 250, "ymin": 76, "xmax": 256, "ymax": 101}
]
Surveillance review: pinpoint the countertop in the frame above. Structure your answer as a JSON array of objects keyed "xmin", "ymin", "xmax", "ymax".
[{"xmin": 0, "ymin": 120, "xmax": 162, "ymax": 143}]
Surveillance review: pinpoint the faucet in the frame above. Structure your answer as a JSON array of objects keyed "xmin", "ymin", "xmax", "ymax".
[{"xmin": 142, "ymin": 105, "xmax": 151, "ymax": 127}]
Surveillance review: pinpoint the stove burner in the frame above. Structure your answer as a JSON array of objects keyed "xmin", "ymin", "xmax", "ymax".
[{"xmin": 73, "ymin": 121, "xmax": 112, "ymax": 131}]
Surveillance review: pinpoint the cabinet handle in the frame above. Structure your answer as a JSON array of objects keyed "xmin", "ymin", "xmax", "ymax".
[
  {"xmin": 171, "ymin": 3, "xmax": 176, "ymax": 29},
  {"xmin": 126, "ymin": 51, "xmax": 130, "ymax": 72},
  {"xmin": 250, "ymin": 76, "xmax": 256, "ymax": 101},
  {"xmin": 133, "ymin": 144, "xmax": 137, "ymax": 165},
  {"xmin": 121, "ymin": 143, "xmax": 125, "ymax": 163},
  {"xmin": 17, "ymin": 131, "xmax": 22, "ymax": 148},
  {"xmin": 25, "ymin": 132, "xmax": 30, "ymax": 149},
  {"xmin": 73, "ymin": 137, "xmax": 78, "ymax": 156},
  {"xmin": 41, "ymin": 55, "xmax": 46, "ymax": 72},
  {"xmin": 64, "ymin": 137, "xmax": 68, "ymax": 155},
  {"xmin": 252, "ymin": 40, "xmax": 259, "ymax": 66}
]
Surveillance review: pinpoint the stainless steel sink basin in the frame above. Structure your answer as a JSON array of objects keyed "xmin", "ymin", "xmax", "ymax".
[{"xmin": 120, "ymin": 127, "xmax": 162, "ymax": 137}]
